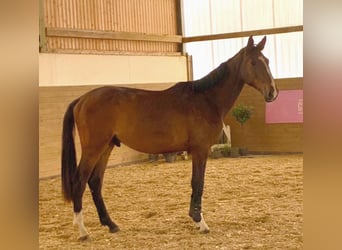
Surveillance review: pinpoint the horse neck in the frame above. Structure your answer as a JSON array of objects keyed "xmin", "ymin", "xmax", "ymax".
[{"xmin": 207, "ymin": 51, "xmax": 245, "ymax": 119}]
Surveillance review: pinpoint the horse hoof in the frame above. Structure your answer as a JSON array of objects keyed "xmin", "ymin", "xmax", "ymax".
[
  {"xmin": 78, "ymin": 235, "xmax": 90, "ymax": 242},
  {"xmin": 199, "ymin": 228, "xmax": 210, "ymax": 234},
  {"xmin": 109, "ymin": 226, "xmax": 120, "ymax": 233},
  {"xmin": 196, "ymin": 213, "xmax": 210, "ymax": 233}
]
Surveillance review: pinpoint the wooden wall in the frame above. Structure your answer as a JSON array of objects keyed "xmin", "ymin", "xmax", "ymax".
[
  {"xmin": 40, "ymin": 0, "xmax": 182, "ymax": 54},
  {"xmin": 39, "ymin": 83, "xmax": 176, "ymax": 179},
  {"xmin": 40, "ymin": 78, "xmax": 303, "ymax": 178},
  {"xmin": 224, "ymin": 78, "xmax": 303, "ymax": 153}
]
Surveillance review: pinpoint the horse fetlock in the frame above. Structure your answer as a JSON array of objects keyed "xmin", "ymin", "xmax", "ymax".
[
  {"xmin": 192, "ymin": 212, "xmax": 202, "ymax": 222},
  {"xmin": 99, "ymin": 216, "xmax": 110, "ymax": 226},
  {"xmin": 189, "ymin": 206, "xmax": 202, "ymax": 222},
  {"xmin": 99, "ymin": 216, "xmax": 119, "ymax": 233}
]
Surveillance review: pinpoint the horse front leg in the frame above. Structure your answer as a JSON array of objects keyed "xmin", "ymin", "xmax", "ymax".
[{"xmin": 189, "ymin": 149, "xmax": 210, "ymax": 233}]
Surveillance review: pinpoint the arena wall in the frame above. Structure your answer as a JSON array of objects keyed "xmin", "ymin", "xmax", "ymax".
[
  {"xmin": 40, "ymin": 77, "xmax": 303, "ymax": 179},
  {"xmin": 39, "ymin": 53, "xmax": 188, "ymax": 86},
  {"xmin": 39, "ymin": 53, "xmax": 188, "ymax": 179}
]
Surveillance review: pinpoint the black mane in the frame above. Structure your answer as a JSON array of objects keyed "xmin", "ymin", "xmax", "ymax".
[{"xmin": 191, "ymin": 62, "xmax": 228, "ymax": 92}]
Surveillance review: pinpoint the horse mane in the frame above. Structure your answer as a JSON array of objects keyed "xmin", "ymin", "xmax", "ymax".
[
  {"xmin": 191, "ymin": 62, "xmax": 228, "ymax": 92},
  {"xmin": 170, "ymin": 48, "xmax": 246, "ymax": 93}
]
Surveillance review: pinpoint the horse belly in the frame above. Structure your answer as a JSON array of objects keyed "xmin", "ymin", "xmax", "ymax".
[
  {"xmin": 125, "ymin": 141, "xmax": 186, "ymax": 155},
  {"xmin": 117, "ymin": 124, "xmax": 189, "ymax": 154}
]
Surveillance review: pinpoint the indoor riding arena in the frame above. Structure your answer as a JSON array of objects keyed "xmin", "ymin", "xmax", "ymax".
[{"xmin": 39, "ymin": 1, "xmax": 303, "ymax": 249}]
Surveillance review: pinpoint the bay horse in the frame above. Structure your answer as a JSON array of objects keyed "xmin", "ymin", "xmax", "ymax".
[{"xmin": 61, "ymin": 36, "xmax": 278, "ymax": 240}]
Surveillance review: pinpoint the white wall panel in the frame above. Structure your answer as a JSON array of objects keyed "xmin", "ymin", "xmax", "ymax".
[
  {"xmin": 182, "ymin": 0, "xmax": 303, "ymax": 79},
  {"xmin": 241, "ymin": 0, "xmax": 274, "ymax": 30},
  {"xmin": 39, "ymin": 53, "xmax": 188, "ymax": 86}
]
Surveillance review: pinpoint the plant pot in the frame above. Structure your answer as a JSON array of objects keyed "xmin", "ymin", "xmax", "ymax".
[
  {"xmin": 222, "ymin": 146, "xmax": 231, "ymax": 157},
  {"xmin": 239, "ymin": 147, "xmax": 249, "ymax": 156},
  {"xmin": 163, "ymin": 153, "xmax": 177, "ymax": 163},
  {"xmin": 230, "ymin": 147, "xmax": 240, "ymax": 158},
  {"xmin": 149, "ymin": 154, "xmax": 159, "ymax": 162},
  {"xmin": 210, "ymin": 149, "xmax": 223, "ymax": 159}
]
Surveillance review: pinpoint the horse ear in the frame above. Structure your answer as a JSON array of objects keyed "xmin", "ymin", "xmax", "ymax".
[
  {"xmin": 256, "ymin": 36, "xmax": 267, "ymax": 51},
  {"xmin": 247, "ymin": 36, "xmax": 254, "ymax": 48}
]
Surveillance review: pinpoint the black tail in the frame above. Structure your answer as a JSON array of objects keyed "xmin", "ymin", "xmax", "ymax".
[{"xmin": 61, "ymin": 98, "xmax": 80, "ymax": 202}]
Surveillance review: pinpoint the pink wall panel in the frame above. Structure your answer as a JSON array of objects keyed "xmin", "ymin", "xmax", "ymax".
[{"xmin": 265, "ymin": 90, "xmax": 303, "ymax": 124}]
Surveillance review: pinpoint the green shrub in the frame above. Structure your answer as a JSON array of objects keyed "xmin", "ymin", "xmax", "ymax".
[
  {"xmin": 222, "ymin": 145, "xmax": 231, "ymax": 157},
  {"xmin": 232, "ymin": 104, "xmax": 253, "ymax": 126}
]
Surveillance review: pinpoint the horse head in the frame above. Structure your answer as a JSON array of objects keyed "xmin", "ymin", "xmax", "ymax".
[{"xmin": 240, "ymin": 36, "xmax": 278, "ymax": 102}]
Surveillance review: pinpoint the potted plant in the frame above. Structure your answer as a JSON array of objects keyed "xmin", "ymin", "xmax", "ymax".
[
  {"xmin": 149, "ymin": 153, "xmax": 178, "ymax": 163},
  {"xmin": 163, "ymin": 153, "xmax": 177, "ymax": 163},
  {"xmin": 231, "ymin": 104, "xmax": 253, "ymax": 156}
]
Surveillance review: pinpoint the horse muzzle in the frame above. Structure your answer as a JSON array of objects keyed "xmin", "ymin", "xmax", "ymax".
[{"xmin": 264, "ymin": 86, "xmax": 278, "ymax": 102}]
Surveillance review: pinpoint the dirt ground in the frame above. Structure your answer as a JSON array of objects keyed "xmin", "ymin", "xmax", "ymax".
[{"xmin": 39, "ymin": 154, "xmax": 303, "ymax": 250}]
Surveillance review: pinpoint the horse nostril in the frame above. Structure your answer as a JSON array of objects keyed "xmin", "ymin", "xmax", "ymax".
[
  {"xmin": 268, "ymin": 90, "xmax": 274, "ymax": 100},
  {"xmin": 265, "ymin": 88, "xmax": 277, "ymax": 102}
]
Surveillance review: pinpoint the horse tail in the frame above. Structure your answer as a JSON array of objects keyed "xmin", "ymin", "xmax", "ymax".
[{"xmin": 61, "ymin": 98, "xmax": 80, "ymax": 202}]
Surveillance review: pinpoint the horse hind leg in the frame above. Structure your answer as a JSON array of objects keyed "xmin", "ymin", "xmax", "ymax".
[
  {"xmin": 71, "ymin": 154, "xmax": 98, "ymax": 241},
  {"xmin": 88, "ymin": 143, "xmax": 119, "ymax": 233}
]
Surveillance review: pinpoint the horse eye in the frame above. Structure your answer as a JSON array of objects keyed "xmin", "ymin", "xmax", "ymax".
[{"xmin": 251, "ymin": 61, "xmax": 256, "ymax": 66}]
